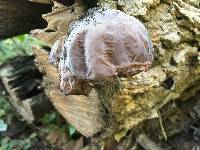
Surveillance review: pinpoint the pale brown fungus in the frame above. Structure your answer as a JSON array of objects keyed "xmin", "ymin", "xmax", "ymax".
[{"xmin": 49, "ymin": 8, "xmax": 154, "ymax": 95}]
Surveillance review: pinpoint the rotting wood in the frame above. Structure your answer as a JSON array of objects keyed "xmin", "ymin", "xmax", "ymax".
[
  {"xmin": 0, "ymin": 55, "xmax": 53, "ymax": 123},
  {"xmin": 32, "ymin": 2, "xmax": 83, "ymax": 46},
  {"xmin": 33, "ymin": 0, "xmax": 200, "ymax": 140}
]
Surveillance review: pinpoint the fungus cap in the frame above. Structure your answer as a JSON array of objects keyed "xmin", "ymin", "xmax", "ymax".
[{"xmin": 49, "ymin": 8, "xmax": 154, "ymax": 94}]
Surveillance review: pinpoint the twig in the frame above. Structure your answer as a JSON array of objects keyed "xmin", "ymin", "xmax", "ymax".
[{"xmin": 157, "ymin": 110, "xmax": 167, "ymax": 141}]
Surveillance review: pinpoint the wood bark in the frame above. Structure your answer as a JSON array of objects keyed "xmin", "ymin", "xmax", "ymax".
[
  {"xmin": 32, "ymin": 0, "xmax": 200, "ymax": 143},
  {"xmin": 0, "ymin": 0, "xmax": 52, "ymax": 39}
]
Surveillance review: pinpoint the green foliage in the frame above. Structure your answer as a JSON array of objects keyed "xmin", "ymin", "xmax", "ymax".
[
  {"xmin": 0, "ymin": 96, "xmax": 11, "ymax": 117},
  {"xmin": 0, "ymin": 96, "xmax": 10, "ymax": 132},
  {"xmin": 0, "ymin": 133, "xmax": 37, "ymax": 150},
  {"xmin": 0, "ymin": 34, "xmax": 42, "ymax": 65},
  {"xmin": 68, "ymin": 124, "xmax": 77, "ymax": 136},
  {"xmin": 0, "ymin": 120, "xmax": 7, "ymax": 132},
  {"xmin": 41, "ymin": 111, "xmax": 77, "ymax": 136},
  {"xmin": 40, "ymin": 111, "xmax": 57, "ymax": 125}
]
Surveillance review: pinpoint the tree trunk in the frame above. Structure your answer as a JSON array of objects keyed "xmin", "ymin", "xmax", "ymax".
[
  {"xmin": 32, "ymin": 0, "xmax": 200, "ymax": 146},
  {"xmin": 0, "ymin": 0, "xmax": 51, "ymax": 39}
]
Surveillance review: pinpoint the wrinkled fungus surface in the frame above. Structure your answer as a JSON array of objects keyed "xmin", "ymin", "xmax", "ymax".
[{"xmin": 49, "ymin": 8, "xmax": 154, "ymax": 94}]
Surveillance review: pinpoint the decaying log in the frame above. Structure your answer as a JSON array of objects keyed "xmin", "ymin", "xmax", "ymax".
[
  {"xmin": 0, "ymin": 0, "xmax": 52, "ymax": 39},
  {"xmin": 0, "ymin": 56, "xmax": 53, "ymax": 123},
  {"xmin": 33, "ymin": 0, "xmax": 200, "ymax": 140}
]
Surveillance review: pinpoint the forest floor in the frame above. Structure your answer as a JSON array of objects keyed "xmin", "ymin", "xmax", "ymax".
[{"xmin": 1, "ymin": 86, "xmax": 200, "ymax": 150}]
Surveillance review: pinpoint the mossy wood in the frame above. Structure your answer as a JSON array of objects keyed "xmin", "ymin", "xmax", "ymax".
[{"xmin": 33, "ymin": 0, "xmax": 200, "ymax": 140}]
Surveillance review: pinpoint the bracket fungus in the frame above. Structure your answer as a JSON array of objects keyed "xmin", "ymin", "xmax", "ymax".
[{"xmin": 49, "ymin": 8, "xmax": 154, "ymax": 95}]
